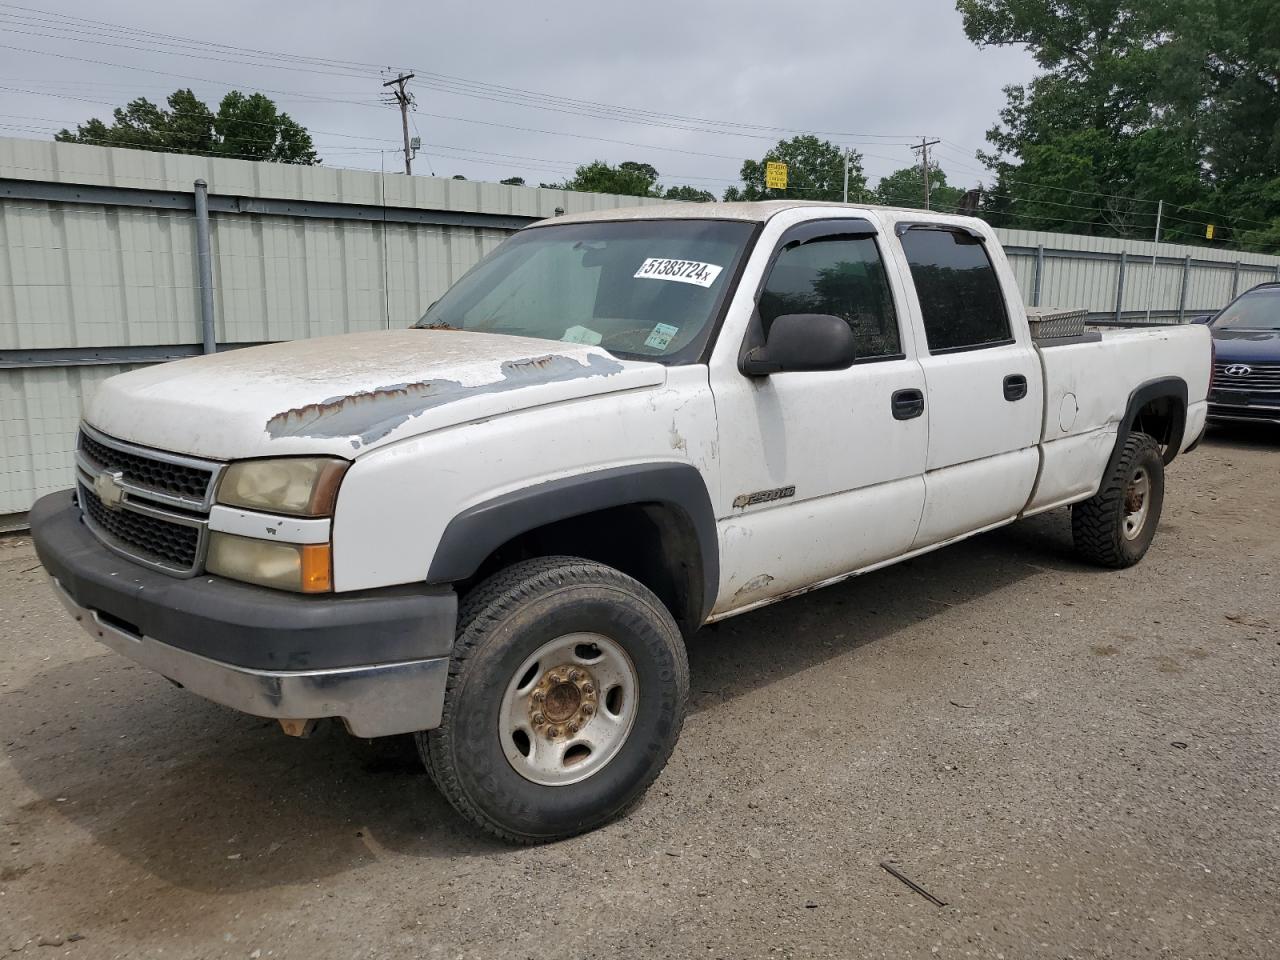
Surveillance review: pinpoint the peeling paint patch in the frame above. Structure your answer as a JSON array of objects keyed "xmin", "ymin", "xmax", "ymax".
[
  {"xmin": 733, "ymin": 573, "xmax": 775, "ymax": 601},
  {"xmin": 668, "ymin": 421, "xmax": 687, "ymax": 453},
  {"xmin": 264, "ymin": 353, "xmax": 624, "ymax": 446}
]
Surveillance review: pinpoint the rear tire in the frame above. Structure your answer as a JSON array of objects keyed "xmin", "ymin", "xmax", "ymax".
[
  {"xmin": 1072, "ymin": 432, "xmax": 1165, "ymax": 568},
  {"xmin": 418, "ymin": 556, "xmax": 688, "ymax": 844}
]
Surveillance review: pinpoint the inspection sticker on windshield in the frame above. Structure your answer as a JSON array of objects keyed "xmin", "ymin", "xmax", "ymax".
[
  {"xmin": 634, "ymin": 257, "xmax": 723, "ymax": 288},
  {"xmin": 644, "ymin": 323, "xmax": 680, "ymax": 351},
  {"xmin": 561, "ymin": 324, "xmax": 603, "ymax": 345}
]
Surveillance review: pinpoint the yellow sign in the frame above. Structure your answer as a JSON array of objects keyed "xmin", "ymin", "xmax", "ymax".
[
  {"xmin": 1205, "ymin": 223, "xmax": 1215, "ymax": 240},
  {"xmin": 765, "ymin": 161, "xmax": 788, "ymax": 190}
]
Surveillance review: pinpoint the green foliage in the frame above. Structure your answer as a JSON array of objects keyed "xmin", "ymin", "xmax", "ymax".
[
  {"xmin": 874, "ymin": 165, "xmax": 966, "ymax": 212},
  {"xmin": 724, "ymin": 135, "xmax": 867, "ymax": 202},
  {"xmin": 55, "ymin": 88, "xmax": 317, "ymax": 164},
  {"xmin": 662, "ymin": 184, "xmax": 716, "ymax": 202},
  {"xmin": 958, "ymin": 0, "xmax": 1280, "ymax": 251},
  {"xmin": 500, "ymin": 176, "xmax": 526, "ymax": 186},
  {"xmin": 544, "ymin": 160, "xmax": 714, "ymax": 201}
]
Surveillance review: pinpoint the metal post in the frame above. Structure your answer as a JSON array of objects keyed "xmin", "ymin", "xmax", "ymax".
[
  {"xmin": 1177, "ymin": 255, "xmax": 1191, "ymax": 322},
  {"xmin": 193, "ymin": 179, "xmax": 216, "ymax": 355},
  {"xmin": 1231, "ymin": 260, "xmax": 1241, "ymax": 298},
  {"xmin": 842, "ymin": 149, "xmax": 850, "ymax": 204},
  {"xmin": 1144, "ymin": 199, "xmax": 1163, "ymax": 323},
  {"xmin": 1115, "ymin": 251, "xmax": 1127, "ymax": 322},
  {"xmin": 1032, "ymin": 245, "xmax": 1044, "ymax": 307}
]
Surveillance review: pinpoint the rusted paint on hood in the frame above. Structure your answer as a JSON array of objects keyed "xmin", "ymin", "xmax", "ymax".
[
  {"xmin": 83, "ymin": 329, "xmax": 666, "ymax": 460},
  {"xmin": 265, "ymin": 353, "xmax": 623, "ymax": 447}
]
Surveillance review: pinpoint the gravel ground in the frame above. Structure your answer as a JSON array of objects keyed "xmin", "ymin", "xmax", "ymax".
[{"xmin": 1, "ymin": 425, "xmax": 1277, "ymax": 960}]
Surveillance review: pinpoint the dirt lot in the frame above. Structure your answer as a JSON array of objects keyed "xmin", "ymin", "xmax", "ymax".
[{"xmin": 1, "ymin": 426, "xmax": 1277, "ymax": 960}]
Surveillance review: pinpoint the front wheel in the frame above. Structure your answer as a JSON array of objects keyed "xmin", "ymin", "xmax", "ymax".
[
  {"xmin": 1072, "ymin": 432, "xmax": 1165, "ymax": 568},
  {"xmin": 418, "ymin": 556, "xmax": 688, "ymax": 843}
]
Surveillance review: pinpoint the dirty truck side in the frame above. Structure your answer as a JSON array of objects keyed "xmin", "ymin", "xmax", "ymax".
[{"xmin": 31, "ymin": 201, "xmax": 1211, "ymax": 843}]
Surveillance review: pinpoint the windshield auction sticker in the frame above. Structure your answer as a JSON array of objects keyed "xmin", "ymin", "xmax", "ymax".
[{"xmin": 634, "ymin": 258, "xmax": 723, "ymax": 288}]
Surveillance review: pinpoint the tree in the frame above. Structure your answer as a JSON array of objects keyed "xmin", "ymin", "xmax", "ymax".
[
  {"xmin": 663, "ymin": 184, "xmax": 715, "ymax": 202},
  {"xmin": 545, "ymin": 160, "xmax": 660, "ymax": 197},
  {"xmin": 957, "ymin": 0, "xmax": 1280, "ymax": 249},
  {"xmin": 874, "ymin": 165, "xmax": 967, "ymax": 211},
  {"xmin": 56, "ymin": 88, "xmax": 318, "ymax": 164},
  {"xmin": 500, "ymin": 176, "xmax": 526, "ymax": 186},
  {"xmin": 723, "ymin": 135, "xmax": 867, "ymax": 203},
  {"xmin": 543, "ymin": 160, "xmax": 713, "ymax": 201}
]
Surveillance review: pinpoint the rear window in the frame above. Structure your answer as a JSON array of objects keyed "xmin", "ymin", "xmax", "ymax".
[{"xmin": 900, "ymin": 228, "xmax": 1011, "ymax": 353}]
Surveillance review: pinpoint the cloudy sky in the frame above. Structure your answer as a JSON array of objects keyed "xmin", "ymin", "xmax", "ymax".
[{"xmin": 0, "ymin": 0, "xmax": 1039, "ymax": 194}]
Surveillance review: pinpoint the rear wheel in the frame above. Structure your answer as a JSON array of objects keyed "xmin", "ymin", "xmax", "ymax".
[
  {"xmin": 1072, "ymin": 432, "xmax": 1165, "ymax": 568},
  {"xmin": 418, "ymin": 556, "xmax": 688, "ymax": 843}
]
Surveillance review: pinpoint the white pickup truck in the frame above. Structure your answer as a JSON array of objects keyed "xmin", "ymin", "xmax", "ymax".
[{"xmin": 32, "ymin": 201, "xmax": 1210, "ymax": 842}]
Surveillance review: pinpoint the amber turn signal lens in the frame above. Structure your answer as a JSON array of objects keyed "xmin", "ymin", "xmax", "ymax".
[{"xmin": 299, "ymin": 543, "xmax": 332, "ymax": 594}]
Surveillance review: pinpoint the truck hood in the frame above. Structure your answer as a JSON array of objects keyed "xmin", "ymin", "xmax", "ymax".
[
  {"xmin": 85, "ymin": 330, "xmax": 667, "ymax": 460},
  {"xmin": 1211, "ymin": 326, "xmax": 1280, "ymax": 363}
]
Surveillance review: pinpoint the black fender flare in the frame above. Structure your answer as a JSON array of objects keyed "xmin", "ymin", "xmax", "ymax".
[
  {"xmin": 426, "ymin": 462, "xmax": 719, "ymax": 623},
  {"xmin": 1105, "ymin": 376, "xmax": 1188, "ymax": 478}
]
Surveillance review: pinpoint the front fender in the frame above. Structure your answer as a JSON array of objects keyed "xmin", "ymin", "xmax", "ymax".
[{"xmin": 424, "ymin": 462, "xmax": 718, "ymax": 621}]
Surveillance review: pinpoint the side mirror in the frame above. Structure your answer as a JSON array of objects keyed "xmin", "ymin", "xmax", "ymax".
[
  {"xmin": 741, "ymin": 314, "xmax": 857, "ymax": 376},
  {"xmin": 1190, "ymin": 314, "xmax": 1213, "ymax": 325}
]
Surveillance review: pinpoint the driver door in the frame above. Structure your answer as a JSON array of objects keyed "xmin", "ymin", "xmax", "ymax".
[{"xmin": 709, "ymin": 219, "xmax": 928, "ymax": 614}]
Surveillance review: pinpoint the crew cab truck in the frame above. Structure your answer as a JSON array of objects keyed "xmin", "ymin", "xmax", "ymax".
[{"xmin": 31, "ymin": 201, "xmax": 1210, "ymax": 843}]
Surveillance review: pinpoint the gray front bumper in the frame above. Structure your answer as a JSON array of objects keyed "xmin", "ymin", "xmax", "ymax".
[{"xmin": 52, "ymin": 578, "xmax": 449, "ymax": 738}]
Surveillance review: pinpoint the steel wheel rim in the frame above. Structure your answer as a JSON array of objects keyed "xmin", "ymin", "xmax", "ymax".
[
  {"xmin": 1123, "ymin": 468, "xmax": 1150, "ymax": 540},
  {"xmin": 498, "ymin": 632, "xmax": 639, "ymax": 787}
]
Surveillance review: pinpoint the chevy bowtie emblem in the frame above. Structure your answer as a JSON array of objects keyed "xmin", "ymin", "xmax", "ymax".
[
  {"xmin": 93, "ymin": 470, "xmax": 126, "ymax": 510},
  {"xmin": 1223, "ymin": 364, "xmax": 1252, "ymax": 377}
]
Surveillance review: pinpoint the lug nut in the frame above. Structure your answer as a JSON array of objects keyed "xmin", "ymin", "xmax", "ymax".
[
  {"xmin": 569, "ymin": 669, "xmax": 582, "ymax": 682},
  {"xmin": 547, "ymin": 726, "xmax": 560, "ymax": 738},
  {"xmin": 532, "ymin": 691, "xmax": 545, "ymax": 703},
  {"xmin": 568, "ymin": 722, "xmax": 579, "ymax": 733},
  {"xmin": 532, "ymin": 712, "xmax": 545, "ymax": 724},
  {"xmin": 582, "ymin": 703, "xmax": 595, "ymax": 715},
  {"xmin": 582, "ymin": 682, "xmax": 594, "ymax": 694}
]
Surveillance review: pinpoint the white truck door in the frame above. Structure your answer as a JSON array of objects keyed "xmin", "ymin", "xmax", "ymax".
[
  {"xmin": 896, "ymin": 225, "xmax": 1043, "ymax": 547},
  {"xmin": 709, "ymin": 219, "xmax": 928, "ymax": 614}
]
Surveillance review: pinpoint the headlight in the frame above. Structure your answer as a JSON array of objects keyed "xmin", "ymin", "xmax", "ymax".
[
  {"xmin": 206, "ymin": 533, "xmax": 332, "ymax": 593},
  {"xmin": 216, "ymin": 457, "xmax": 348, "ymax": 517}
]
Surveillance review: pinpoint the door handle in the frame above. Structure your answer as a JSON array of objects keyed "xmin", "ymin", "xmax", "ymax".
[
  {"xmin": 1003, "ymin": 374, "xmax": 1028, "ymax": 401},
  {"xmin": 891, "ymin": 388, "xmax": 925, "ymax": 421}
]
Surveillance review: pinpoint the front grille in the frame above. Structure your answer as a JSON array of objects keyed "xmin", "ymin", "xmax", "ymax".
[
  {"xmin": 78, "ymin": 429, "xmax": 214, "ymax": 502},
  {"xmin": 79, "ymin": 482, "xmax": 201, "ymax": 571},
  {"xmin": 1213, "ymin": 360, "xmax": 1280, "ymax": 392},
  {"xmin": 74, "ymin": 425, "xmax": 222, "ymax": 577}
]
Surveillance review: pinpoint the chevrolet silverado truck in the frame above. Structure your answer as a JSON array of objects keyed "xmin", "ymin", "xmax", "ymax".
[{"xmin": 31, "ymin": 201, "xmax": 1211, "ymax": 843}]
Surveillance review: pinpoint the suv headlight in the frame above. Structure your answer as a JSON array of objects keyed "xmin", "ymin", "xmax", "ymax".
[{"xmin": 216, "ymin": 457, "xmax": 348, "ymax": 517}]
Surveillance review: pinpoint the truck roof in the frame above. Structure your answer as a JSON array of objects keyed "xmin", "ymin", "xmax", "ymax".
[{"xmin": 548, "ymin": 199, "xmax": 977, "ymax": 226}]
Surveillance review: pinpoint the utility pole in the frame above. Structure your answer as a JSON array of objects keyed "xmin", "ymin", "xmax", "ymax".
[
  {"xmin": 912, "ymin": 137, "xmax": 942, "ymax": 209},
  {"xmin": 382, "ymin": 72, "xmax": 415, "ymax": 175},
  {"xmin": 842, "ymin": 148, "xmax": 850, "ymax": 203},
  {"xmin": 1144, "ymin": 199, "xmax": 1164, "ymax": 323}
]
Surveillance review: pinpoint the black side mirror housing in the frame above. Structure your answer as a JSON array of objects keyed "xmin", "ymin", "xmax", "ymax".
[
  {"xmin": 741, "ymin": 314, "xmax": 857, "ymax": 376},
  {"xmin": 1190, "ymin": 314, "xmax": 1213, "ymax": 325}
]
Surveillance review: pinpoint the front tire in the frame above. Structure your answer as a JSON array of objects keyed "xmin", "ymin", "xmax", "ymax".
[
  {"xmin": 1072, "ymin": 432, "xmax": 1165, "ymax": 568},
  {"xmin": 418, "ymin": 556, "xmax": 688, "ymax": 843}
]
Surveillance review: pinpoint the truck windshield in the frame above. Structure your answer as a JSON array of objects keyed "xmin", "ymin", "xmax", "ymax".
[
  {"xmin": 413, "ymin": 219, "xmax": 755, "ymax": 363},
  {"xmin": 1214, "ymin": 286, "xmax": 1280, "ymax": 330}
]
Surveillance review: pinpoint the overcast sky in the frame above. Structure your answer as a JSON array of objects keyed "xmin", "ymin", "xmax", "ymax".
[{"xmin": 0, "ymin": 0, "xmax": 1039, "ymax": 194}]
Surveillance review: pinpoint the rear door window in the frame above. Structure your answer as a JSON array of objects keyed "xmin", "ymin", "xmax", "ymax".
[{"xmin": 900, "ymin": 228, "xmax": 1011, "ymax": 353}]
